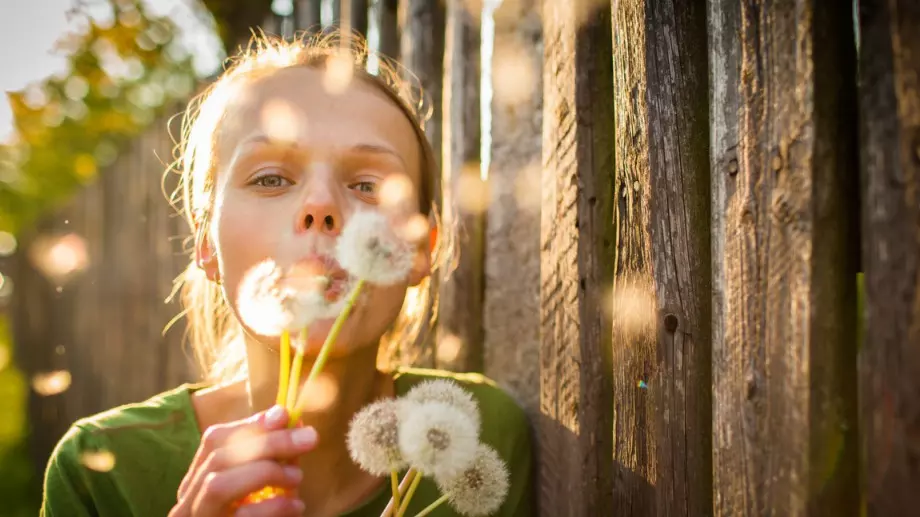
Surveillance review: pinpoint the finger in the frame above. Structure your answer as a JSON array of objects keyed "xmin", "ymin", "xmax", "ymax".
[
  {"xmin": 191, "ymin": 460, "xmax": 303, "ymax": 517},
  {"xmin": 234, "ymin": 496, "xmax": 305, "ymax": 517},
  {"xmin": 178, "ymin": 405, "xmax": 289, "ymax": 499},
  {"xmin": 183, "ymin": 426, "xmax": 317, "ymax": 502}
]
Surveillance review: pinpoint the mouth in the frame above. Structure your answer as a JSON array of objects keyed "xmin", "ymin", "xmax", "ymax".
[{"xmin": 286, "ymin": 254, "xmax": 350, "ymax": 303}]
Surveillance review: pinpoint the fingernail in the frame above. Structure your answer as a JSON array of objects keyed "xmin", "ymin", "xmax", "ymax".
[
  {"xmin": 283, "ymin": 465, "xmax": 303, "ymax": 483},
  {"xmin": 265, "ymin": 405, "xmax": 285, "ymax": 426},
  {"xmin": 291, "ymin": 426, "xmax": 317, "ymax": 447}
]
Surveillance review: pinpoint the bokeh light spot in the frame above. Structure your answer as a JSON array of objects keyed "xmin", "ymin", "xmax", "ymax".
[
  {"xmin": 456, "ymin": 164, "xmax": 490, "ymax": 214},
  {"xmin": 260, "ymin": 99, "xmax": 303, "ymax": 144},
  {"xmin": 0, "ymin": 347, "xmax": 9, "ymax": 372},
  {"xmin": 436, "ymin": 333, "xmax": 463, "ymax": 364},
  {"xmin": 0, "ymin": 231, "xmax": 17, "ymax": 256},
  {"xmin": 80, "ymin": 450, "xmax": 116, "ymax": 472},
  {"xmin": 297, "ymin": 372, "xmax": 339, "ymax": 413},
  {"xmin": 29, "ymin": 233, "xmax": 90, "ymax": 283},
  {"xmin": 492, "ymin": 41, "xmax": 537, "ymax": 108},
  {"xmin": 32, "ymin": 370, "xmax": 72, "ymax": 396},
  {"xmin": 323, "ymin": 51, "xmax": 355, "ymax": 95}
]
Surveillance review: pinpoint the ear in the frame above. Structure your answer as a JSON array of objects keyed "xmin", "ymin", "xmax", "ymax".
[
  {"xmin": 407, "ymin": 225, "xmax": 436, "ymax": 287},
  {"xmin": 194, "ymin": 229, "xmax": 221, "ymax": 282}
]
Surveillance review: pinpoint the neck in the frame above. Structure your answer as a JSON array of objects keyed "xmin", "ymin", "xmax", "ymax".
[{"xmin": 244, "ymin": 335, "xmax": 394, "ymax": 515}]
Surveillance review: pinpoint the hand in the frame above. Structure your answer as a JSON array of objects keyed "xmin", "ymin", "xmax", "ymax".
[{"xmin": 168, "ymin": 405, "xmax": 318, "ymax": 517}]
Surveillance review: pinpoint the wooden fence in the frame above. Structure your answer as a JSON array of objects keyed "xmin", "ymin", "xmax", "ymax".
[{"xmin": 10, "ymin": 0, "xmax": 919, "ymax": 515}]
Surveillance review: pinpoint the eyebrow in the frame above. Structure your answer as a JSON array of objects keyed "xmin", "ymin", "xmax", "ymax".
[{"xmin": 235, "ymin": 135, "xmax": 408, "ymax": 168}]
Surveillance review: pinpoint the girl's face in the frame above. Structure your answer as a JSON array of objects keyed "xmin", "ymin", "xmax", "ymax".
[{"xmin": 202, "ymin": 66, "xmax": 429, "ymax": 356}]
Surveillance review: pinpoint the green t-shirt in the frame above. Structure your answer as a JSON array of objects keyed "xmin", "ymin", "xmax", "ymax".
[{"xmin": 40, "ymin": 368, "xmax": 534, "ymax": 516}]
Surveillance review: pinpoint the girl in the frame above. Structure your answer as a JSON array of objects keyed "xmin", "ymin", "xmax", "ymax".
[{"xmin": 40, "ymin": 32, "xmax": 533, "ymax": 517}]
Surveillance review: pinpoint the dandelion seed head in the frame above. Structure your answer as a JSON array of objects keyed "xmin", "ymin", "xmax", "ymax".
[
  {"xmin": 336, "ymin": 211, "xmax": 414, "ymax": 285},
  {"xmin": 238, "ymin": 259, "xmax": 333, "ymax": 335},
  {"xmin": 398, "ymin": 401, "xmax": 478, "ymax": 481},
  {"xmin": 405, "ymin": 379, "xmax": 481, "ymax": 432},
  {"xmin": 438, "ymin": 444, "xmax": 510, "ymax": 516},
  {"xmin": 347, "ymin": 399, "xmax": 405, "ymax": 475}
]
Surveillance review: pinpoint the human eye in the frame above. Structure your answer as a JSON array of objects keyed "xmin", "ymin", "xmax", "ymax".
[
  {"xmin": 347, "ymin": 177, "xmax": 381, "ymax": 202},
  {"xmin": 248, "ymin": 167, "xmax": 294, "ymax": 189}
]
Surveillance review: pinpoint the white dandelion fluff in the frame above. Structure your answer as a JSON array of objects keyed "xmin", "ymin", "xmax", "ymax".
[
  {"xmin": 398, "ymin": 401, "xmax": 478, "ymax": 481},
  {"xmin": 237, "ymin": 259, "xmax": 331, "ymax": 336},
  {"xmin": 336, "ymin": 210, "xmax": 414, "ymax": 285},
  {"xmin": 405, "ymin": 379, "xmax": 481, "ymax": 433},
  {"xmin": 346, "ymin": 399, "xmax": 406, "ymax": 476},
  {"xmin": 437, "ymin": 443, "xmax": 510, "ymax": 516}
]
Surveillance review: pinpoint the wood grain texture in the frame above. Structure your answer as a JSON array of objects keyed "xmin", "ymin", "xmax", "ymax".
[
  {"xmin": 858, "ymin": 0, "xmax": 920, "ymax": 513},
  {"xmin": 377, "ymin": 0, "xmax": 400, "ymax": 60},
  {"xmin": 642, "ymin": 0, "xmax": 713, "ymax": 515},
  {"xmin": 484, "ymin": 0, "xmax": 542, "ymax": 412},
  {"xmin": 540, "ymin": 1, "xmax": 615, "ymax": 514},
  {"xmin": 347, "ymin": 0, "xmax": 369, "ymax": 38},
  {"xmin": 708, "ymin": 1, "xmax": 859, "ymax": 514},
  {"xmin": 610, "ymin": 1, "xmax": 657, "ymax": 514},
  {"xmin": 437, "ymin": 0, "xmax": 483, "ymax": 374},
  {"xmin": 12, "ymin": 109, "xmax": 193, "ymax": 471}
]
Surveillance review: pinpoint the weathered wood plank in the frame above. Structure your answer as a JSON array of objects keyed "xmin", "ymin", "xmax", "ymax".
[
  {"xmin": 484, "ymin": 0, "xmax": 542, "ymax": 412},
  {"xmin": 609, "ymin": 1, "xmax": 657, "ymax": 513},
  {"xmin": 858, "ymin": 0, "xmax": 920, "ymax": 513},
  {"xmin": 400, "ymin": 0, "xmax": 445, "ymax": 174},
  {"xmin": 295, "ymin": 0, "xmax": 322, "ymax": 32},
  {"xmin": 348, "ymin": 0, "xmax": 369, "ymax": 38},
  {"xmin": 709, "ymin": 0, "xmax": 859, "ymax": 514},
  {"xmin": 638, "ymin": 0, "xmax": 713, "ymax": 515},
  {"xmin": 540, "ymin": 1, "xmax": 615, "ymax": 515},
  {"xmin": 437, "ymin": 0, "xmax": 483, "ymax": 374},
  {"xmin": 377, "ymin": 0, "xmax": 400, "ymax": 60}
]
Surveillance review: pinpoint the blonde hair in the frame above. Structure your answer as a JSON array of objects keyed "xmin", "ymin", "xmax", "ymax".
[{"xmin": 165, "ymin": 30, "xmax": 455, "ymax": 382}]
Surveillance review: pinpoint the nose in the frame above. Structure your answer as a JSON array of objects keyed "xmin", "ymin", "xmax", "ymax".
[{"xmin": 297, "ymin": 171, "xmax": 343, "ymax": 236}]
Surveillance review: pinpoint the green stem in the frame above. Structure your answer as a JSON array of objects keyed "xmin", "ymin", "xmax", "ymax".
[
  {"xmin": 290, "ymin": 279, "xmax": 366, "ymax": 425},
  {"xmin": 390, "ymin": 470, "xmax": 401, "ymax": 511},
  {"xmin": 412, "ymin": 493, "xmax": 449, "ymax": 517},
  {"xmin": 284, "ymin": 328, "xmax": 308, "ymax": 416},
  {"xmin": 275, "ymin": 330, "xmax": 291, "ymax": 407},
  {"xmin": 396, "ymin": 472, "xmax": 423, "ymax": 517}
]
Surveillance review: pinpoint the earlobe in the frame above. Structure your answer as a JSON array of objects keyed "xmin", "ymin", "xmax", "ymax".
[
  {"xmin": 195, "ymin": 237, "xmax": 221, "ymax": 284},
  {"xmin": 407, "ymin": 245, "xmax": 431, "ymax": 287}
]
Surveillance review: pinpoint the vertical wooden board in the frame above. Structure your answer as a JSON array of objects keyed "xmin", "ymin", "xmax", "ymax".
[
  {"xmin": 437, "ymin": 0, "xmax": 483, "ymax": 374},
  {"xmin": 643, "ymin": 0, "xmax": 712, "ymax": 515},
  {"xmin": 858, "ymin": 0, "xmax": 920, "ymax": 513},
  {"xmin": 484, "ymin": 0, "xmax": 542, "ymax": 412},
  {"xmin": 609, "ymin": 1, "xmax": 658, "ymax": 514},
  {"xmin": 400, "ymin": 0, "xmax": 445, "ymax": 173},
  {"xmin": 540, "ymin": 0, "xmax": 615, "ymax": 514},
  {"xmin": 295, "ymin": 0, "xmax": 323, "ymax": 32},
  {"xmin": 331, "ymin": 0, "xmax": 342, "ymax": 25},
  {"xmin": 348, "ymin": 0, "xmax": 369, "ymax": 37},
  {"xmin": 709, "ymin": 0, "xmax": 859, "ymax": 514},
  {"xmin": 707, "ymin": 0, "xmax": 741, "ymax": 513},
  {"xmin": 377, "ymin": 0, "xmax": 400, "ymax": 60}
]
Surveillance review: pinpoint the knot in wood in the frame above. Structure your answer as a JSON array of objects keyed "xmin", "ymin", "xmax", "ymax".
[
  {"xmin": 771, "ymin": 151, "xmax": 783, "ymax": 172},
  {"xmin": 745, "ymin": 374, "xmax": 756, "ymax": 400},
  {"xmin": 663, "ymin": 313, "xmax": 679, "ymax": 333},
  {"xmin": 427, "ymin": 428, "xmax": 450, "ymax": 451},
  {"xmin": 727, "ymin": 158, "xmax": 739, "ymax": 176}
]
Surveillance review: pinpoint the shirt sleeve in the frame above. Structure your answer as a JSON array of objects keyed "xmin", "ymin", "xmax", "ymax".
[{"xmin": 40, "ymin": 425, "xmax": 98, "ymax": 517}]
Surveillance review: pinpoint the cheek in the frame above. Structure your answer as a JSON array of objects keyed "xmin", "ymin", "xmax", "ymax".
[{"xmin": 212, "ymin": 196, "xmax": 286, "ymax": 304}]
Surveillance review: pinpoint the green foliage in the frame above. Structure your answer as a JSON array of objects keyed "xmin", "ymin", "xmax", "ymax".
[
  {"xmin": 0, "ymin": 0, "xmax": 197, "ymax": 235},
  {"xmin": 0, "ymin": 316, "xmax": 39, "ymax": 517}
]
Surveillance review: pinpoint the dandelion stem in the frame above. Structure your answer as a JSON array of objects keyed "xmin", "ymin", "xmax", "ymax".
[
  {"xmin": 276, "ymin": 330, "xmax": 291, "ymax": 407},
  {"xmin": 290, "ymin": 279, "xmax": 366, "ymax": 425},
  {"xmin": 285, "ymin": 328, "xmax": 308, "ymax": 416},
  {"xmin": 382, "ymin": 469, "xmax": 416, "ymax": 517},
  {"xmin": 395, "ymin": 471, "xmax": 423, "ymax": 517},
  {"xmin": 390, "ymin": 470, "xmax": 401, "ymax": 511},
  {"xmin": 412, "ymin": 494, "xmax": 449, "ymax": 517}
]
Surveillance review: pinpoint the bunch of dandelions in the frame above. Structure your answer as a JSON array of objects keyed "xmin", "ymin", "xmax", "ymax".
[
  {"xmin": 235, "ymin": 259, "xmax": 336, "ymax": 506},
  {"xmin": 288, "ymin": 210, "xmax": 416, "ymax": 425},
  {"xmin": 347, "ymin": 380, "xmax": 510, "ymax": 517}
]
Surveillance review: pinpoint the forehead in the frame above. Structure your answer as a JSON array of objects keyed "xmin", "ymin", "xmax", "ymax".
[{"xmin": 215, "ymin": 66, "xmax": 422, "ymax": 176}]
